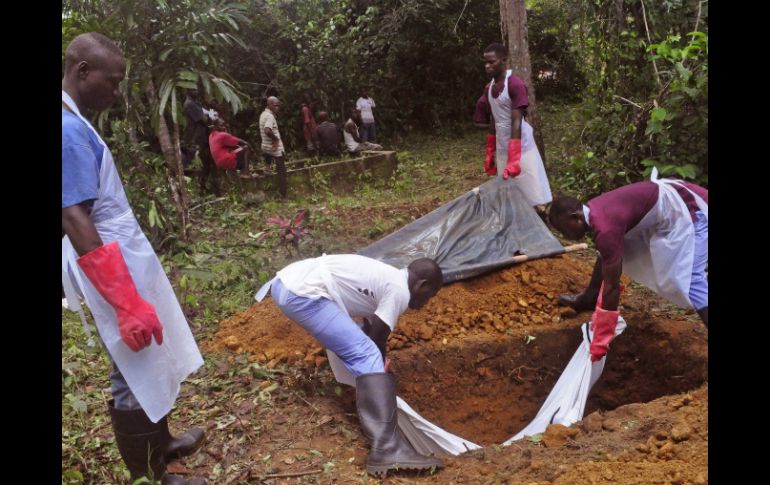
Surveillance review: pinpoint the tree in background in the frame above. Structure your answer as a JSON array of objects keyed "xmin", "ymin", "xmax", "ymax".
[{"xmin": 500, "ymin": 0, "xmax": 546, "ymax": 164}]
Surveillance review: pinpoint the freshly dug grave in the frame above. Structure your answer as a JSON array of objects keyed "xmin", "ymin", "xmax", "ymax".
[
  {"xmin": 200, "ymin": 253, "xmax": 708, "ymax": 483},
  {"xmin": 391, "ymin": 318, "xmax": 708, "ymax": 445},
  {"xmin": 205, "ymin": 253, "xmax": 707, "ymax": 446}
]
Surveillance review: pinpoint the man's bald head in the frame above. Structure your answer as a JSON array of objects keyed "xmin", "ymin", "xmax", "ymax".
[
  {"xmin": 64, "ymin": 32, "xmax": 124, "ymax": 73},
  {"xmin": 63, "ymin": 33, "xmax": 126, "ymax": 113},
  {"xmin": 406, "ymin": 258, "xmax": 443, "ymax": 309},
  {"xmin": 267, "ymin": 96, "xmax": 281, "ymax": 113}
]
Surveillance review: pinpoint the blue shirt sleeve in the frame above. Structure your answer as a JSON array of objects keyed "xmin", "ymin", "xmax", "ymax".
[{"xmin": 62, "ymin": 112, "xmax": 100, "ymax": 209}]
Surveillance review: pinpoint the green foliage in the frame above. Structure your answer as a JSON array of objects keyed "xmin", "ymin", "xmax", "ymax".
[
  {"xmin": 527, "ymin": 0, "xmax": 587, "ymax": 99},
  {"xmin": 552, "ymin": 0, "xmax": 707, "ymax": 197},
  {"xmin": 226, "ymin": 0, "xmax": 501, "ymax": 148},
  {"xmin": 106, "ymin": 119, "xmax": 182, "ymax": 252}
]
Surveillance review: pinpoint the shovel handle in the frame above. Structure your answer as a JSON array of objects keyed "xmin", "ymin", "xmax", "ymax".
[{"xmin": 511, "ymin": 243, "xmax": 588, "ymax": 263}]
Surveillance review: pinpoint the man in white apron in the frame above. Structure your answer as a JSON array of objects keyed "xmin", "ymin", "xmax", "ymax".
[
  {"xmin": 548, "ymin": 171, "xmax": 708, "ymax": 361},
  {"xmin": 473, "ymin": 43, "xmax": 552, "ymax": 215},
  {"xmin": 254, "ymin": 255, "xmax": 444, "ymax": 477},
  {"xmin": 62, "ymin": 33, "xmax": 205, "ymax": 485}
]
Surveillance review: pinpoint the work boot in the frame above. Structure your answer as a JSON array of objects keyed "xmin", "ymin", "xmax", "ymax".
[
  {"xmin": 108, "ymin": 400, "xmax": 207, "ymax": 485},
  {"xmin": 159, "ymin": 416, "xmax": 206, "ymax": 461},
  {"xmin": 558, "ymin": 288, "xmax": 599, "ymax": 312},
  {"xmin": 356, "ymin": 373, "xmax": 444, "ymax": 478}
]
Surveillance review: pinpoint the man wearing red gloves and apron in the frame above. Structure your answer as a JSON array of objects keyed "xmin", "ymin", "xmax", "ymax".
[
  {"xmin": 473, "ymin": 43, "xmax": 552, "ymax": 212},
  {"xmin": 62, "ymin": 33, "xmax": 206, "ymax": 484},
  {"xmin": 548, "ymin": 169, "xmax": 708, "ymax": 362}
]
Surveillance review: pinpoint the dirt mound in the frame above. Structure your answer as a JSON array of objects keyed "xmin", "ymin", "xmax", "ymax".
[
  {"xmin": 202, "ymin": 301, "xmax": 323, "ymax": 368},
  {"xmin": 205, "ymin": 255, "xmax": 600, "ymax": 362}
]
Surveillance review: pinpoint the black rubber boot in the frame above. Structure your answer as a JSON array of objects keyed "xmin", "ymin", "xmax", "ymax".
[
  {"xmin": 159, "ymin": 416, "xmax": 206, "ymax": 462},
  {"xmin": 356, "ymin": 373, "xmax": 444, "ymax": 478},
  {"xmin": 108, "ymin": 400, "xmax": 207, "ymax": 484},
  {"xmin": 558, "ymin": 288, "xmax": 599, "ymax": 312}
]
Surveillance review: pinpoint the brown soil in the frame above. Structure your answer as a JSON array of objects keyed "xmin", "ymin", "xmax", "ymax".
[
  {"xmin": 392, "ymin": 317, "xmax": 707, "ymax": 445},
  {"xmin": 199, "ymin": 254, "xmax": 708, "ymax": 483},
  {"xmin": 205, "ymin": 255, "xmax": 608, "ymax": 360}
]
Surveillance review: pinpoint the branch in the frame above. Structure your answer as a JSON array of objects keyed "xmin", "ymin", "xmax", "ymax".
[
  {"xmin": 453, "ymin": 0, "xmax": 470, "ymax": 35},
  {"xmin": 263, "ymin": 469, "xmax": 322, "ymax": 479},
  {"xmin": 692, "ymin": 0, "xmax": 705, "ymax": 35},
  {"xmin": 190, "ymin": 196, "xmax": 227, "ymax": 212},
  {"xmin": 612, "ymin": 95, "xmax": 643, "ymax": 109},
  {"xmin": 640, "ymin": 0, "xmax": 662, "ymax": 87}
]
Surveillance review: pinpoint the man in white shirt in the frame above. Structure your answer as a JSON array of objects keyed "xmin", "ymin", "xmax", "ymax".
[
  {"xmin": 259, "ymin": 96, "xmax": 287, "ymax": 197},
  {"xmin": 256, "ymin": 254, "xmax": 444, "ymax": 477},
  {"xmin": 356, "ymin": 89, "xmax": 377, "ymax": 143},
  {"xmin": 344, "ymin": 108, "xmax": 383, "ymax": 154}
]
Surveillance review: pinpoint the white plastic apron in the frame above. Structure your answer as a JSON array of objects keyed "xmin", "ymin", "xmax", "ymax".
[
  {"xmin": 61, "ymin": 91, "xmax": 204, "ymax": 423},
  {"xmin": 620, "ymin": 168, "xmax": 708, "ymax": 308},
  {"xmin": 488, "ymin": 70, "xmax": 552, "ymax": 206}
]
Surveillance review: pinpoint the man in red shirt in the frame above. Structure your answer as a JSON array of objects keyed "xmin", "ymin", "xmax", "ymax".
[
  {"xmin": 301, "ymin": 93, "xmax": 319, "ymax": 155},
  {"xmin": 549, "ymin": 175, "xmax": 708, "ymax": 362},
  {"xmin": 208, "ymin": 119, "xmax": 255, "ymax": 179},
  {"xmin": 473, "ymin": 43, "xmax": 552, "ymax": 213}
]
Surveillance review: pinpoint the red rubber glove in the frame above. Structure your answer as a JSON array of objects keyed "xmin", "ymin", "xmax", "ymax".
[
  {"xmin": 77, "ymin": 241, "xmax": 164, "ymax": 352},
  {"xmin": 484, "ymin": 134, "xmax": 497, "ymax": 176},
  {"xmin": 503, "ymin": 138, "xmax": 522, "ymax": 179},
  {"xmin": 589, "ymin": 306, "xmax": 619, "ymax": 362}
]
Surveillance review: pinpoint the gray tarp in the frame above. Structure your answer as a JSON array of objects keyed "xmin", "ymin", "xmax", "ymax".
[{"xmin": 359, "ymin": 178, "xmax": 564, "ymax": 282}]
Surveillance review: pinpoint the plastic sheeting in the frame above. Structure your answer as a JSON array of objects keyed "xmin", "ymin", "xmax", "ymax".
[
  {"xmin": 358, "ymin": 178, "xmax": 564, "ymax": 283},
  {"xmin": 351, "ymin": 178, "xmax": 610, "ymax": 454},
  {"xmin": 328, "ymin": 317, "xmax": 627, "ymax": 456}
]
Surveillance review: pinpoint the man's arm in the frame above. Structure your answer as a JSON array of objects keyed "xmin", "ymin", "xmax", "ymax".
[
  {"xmin": 263, "ymin": 127, "xmax": 278, "ymax": 141},
  {"xmin": 599, "ymin": 258, "xmax": 622, "ymax": 311},
  {"xmin": 362, "ymin": 315, "xmax": 391, "ymax": 361},
  {"xmin": 346, "ymin": 122, "xmax": 362, "ymax": 143},
  {"xmin": 510, "ymin": 108, "xmax": 523, "ymax": 140},
  {"xmin": 63, "ymin": 202, "xmax": 164, "ymax": 352},
  {"xmin": 62, "ymin": 203, "xmax": 103, "ymax": 256}
]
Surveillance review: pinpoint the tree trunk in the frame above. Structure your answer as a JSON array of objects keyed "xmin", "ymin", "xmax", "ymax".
[
  {"xmin": 146, "ymin": 79, "xmax": 189, "ymax": 241},
  {"xmin": 171, "ymin": 119, "xmax": 190, "ymax": 235},
  {"xmin": 499, "ymin": 0, "xmax": 546, "ymax": 165}
]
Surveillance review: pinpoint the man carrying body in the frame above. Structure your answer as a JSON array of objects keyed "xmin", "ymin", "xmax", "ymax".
[
  {"xmin": 259, "ymin": 96, "xmax": 287, "ymax": 197},
  {"xmin": 474, "ymin": 43, "xmax": 552, "ymax": 213},
  {"xmin": 255, "ymin": 255, "xmax": 445, "ymax": 477},
  {"xmin": 344, "ymin": 108, "xmax": 383, "ymax": 154},
  {"xmin": 549, "ymin": 171, "xmax": 708, "ymax": 361},
  {"xmin": 62, "ymin": 33, "xmax": 206, "ymax": 484}
]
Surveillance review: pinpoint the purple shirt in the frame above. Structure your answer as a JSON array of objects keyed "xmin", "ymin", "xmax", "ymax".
[
  {"xmin": 472, "ymin": 73, "xmax": 529, "ymax": 124},
  {"xmin": 587, "ymin": 181, "xmax": 708, "ymax": 265}
]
